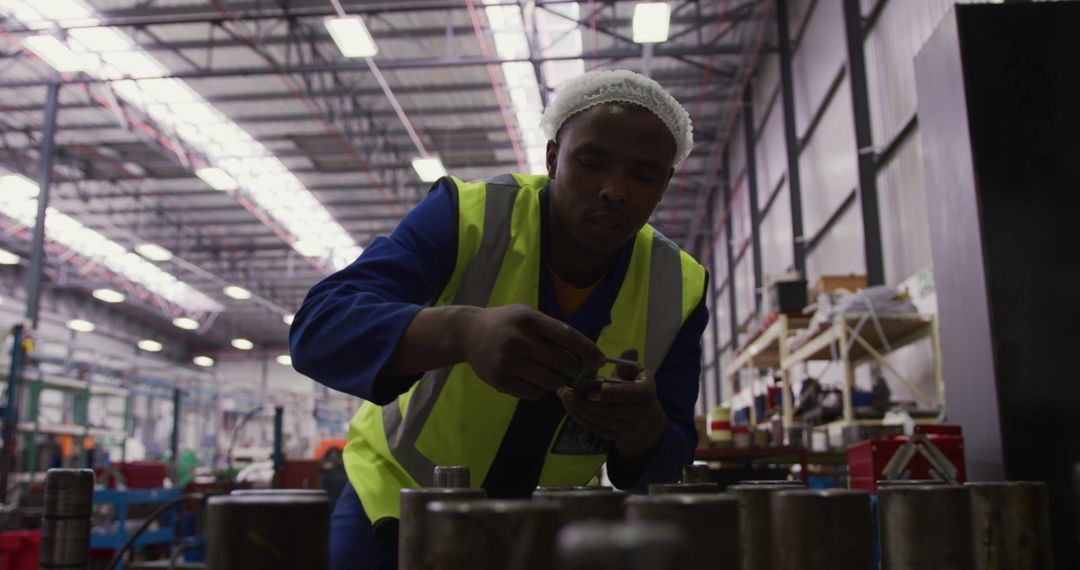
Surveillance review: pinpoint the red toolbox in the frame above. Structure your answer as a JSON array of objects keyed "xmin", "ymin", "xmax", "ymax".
[
  {"xmin": 0, "ymin": 529, "xmax": 39, "ymax": 570},
  {"xmin": 848, "ymin": 425, "xmax": 966, "ymax": 493}
]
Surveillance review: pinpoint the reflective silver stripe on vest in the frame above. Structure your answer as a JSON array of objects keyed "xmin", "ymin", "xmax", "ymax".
[
  {"xmin": 382, "ymin": 174, "xmax": 520, "ymax": 486},
  {"xmin": 644, "ymin": 230, "xmax": 685, "ymax": 374}
]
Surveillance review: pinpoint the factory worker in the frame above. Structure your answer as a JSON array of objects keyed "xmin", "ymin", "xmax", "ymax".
[{"xmin": 290, "ymin": 68, "xmax": 709, "ymax": 570}]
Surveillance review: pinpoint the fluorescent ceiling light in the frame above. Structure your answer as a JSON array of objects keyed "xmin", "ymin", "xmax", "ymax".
[
  {"xmin": 0, "ymin": 248, "xmax": 19, "ymax": 265},
  {"xmin": 276, "ymin": 354, "xmax": 292, "ymax": 366},
  {"xmin": 172, "ymin": 316, "xmax": 199, "ymax": 330},
  {"xmin": 22, "ymin": 35, "xmax": 85, "ymax": 73},
  {"xmin": 0, "ymin": 175, "xmax": 39, "ymax": 199},
  {"xmin": 193, "ymin": 355, "xmax": 215, "ymax": 367},
  {"xmin": 196, "ymin": 167, "xmax": 239, "ymax": 191},
  {"xmin": 632, "ymin": 3, "xmax": 671, "ymax": 44},
  {"xmin": 137, "ymin": 339, "xmax": 163, "ymax": 352},
  {"xmin": 223, "ymin": 285, "xmax": 252, "ymax": 300},
  {"xmin": 67, "ymin": 319, "xmax": 95, "ymax": 333},
  {"xmin": 231, "ymin": 338, "xmax": 254, "ymax": 350},
  {"xmin": 135, "ymin": 243, "xmax": 173, "ymax": 262},
  {"xmin": 411, "ymin": 157, "xmax": 447, "ymax": 183},
  {"xmin": 92, "ymin": 288, "xmax": 125, "ymax": 303},
  {"xmin": 283, "ymin": 314, "xmax": 294, "ymax": 325},
  {"xmin": 325, "ymin": 16, "xmax": 378, "ymax": 58}
]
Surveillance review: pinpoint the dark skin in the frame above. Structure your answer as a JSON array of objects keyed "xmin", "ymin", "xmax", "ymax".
[{"xmin": 382, "ymin": 102, "xmax": 678, "ymax": 469}]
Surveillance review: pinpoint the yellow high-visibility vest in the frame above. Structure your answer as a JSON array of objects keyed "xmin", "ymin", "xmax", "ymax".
[{"xmin": 342, "ymin": 173, "xmax": 706, "ymax": 523}]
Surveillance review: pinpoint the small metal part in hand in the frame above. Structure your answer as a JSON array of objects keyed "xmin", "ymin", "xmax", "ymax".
[
  {"xmin": 603, "ymin": 357, "xmax": 641, "ymax": 369},
  {"xmin": 568, "ymin": 356, "xmax": 641, "ymax": 391}
]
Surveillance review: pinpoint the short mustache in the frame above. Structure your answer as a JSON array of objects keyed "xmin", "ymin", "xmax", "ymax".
[{"xmin": 585, "ymin": 209, "xmax": 628, "ymax": 229}]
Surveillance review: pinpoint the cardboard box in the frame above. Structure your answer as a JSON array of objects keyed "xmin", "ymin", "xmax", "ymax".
[{"xmin": 814, "ymin": 275, "xmax": 868, "ymax": 297}]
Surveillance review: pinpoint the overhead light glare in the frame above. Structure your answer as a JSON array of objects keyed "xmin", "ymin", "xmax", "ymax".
[
  {"xmin": 195, "ymin": 167, "xmax": 239, "ymax": 191},
  {"xmin": 276, "ymin": 354, "xmax": 293, "ymax": 366},
  {"xmin": 135, "ymin": 243, "xmax": 173, "ymax": 262},
  {"xmin": 172, "ymin": 316, "xmax": 199, "ymax": 330},
  {"xmin": 411, "ymin": 157, "xmax": 447, "ymax": 183},
  {"xmin": 0, "ymin": 174, "xmax": 40, "ymax": 198},
  {"xmin": 632, "ymin": 3, "xmax": 671, "ymax": 44},
  {"xmin": 66, "ymin": 319, "xmax": 95, "ymax": 333},
  {"xmin": 231, "ymin": 338, "xmax": 254, "ymax": 350},
  {"xmin": 283, "ymin": 314, "xmax": 295, "ymax": 325},
  {"xmin": 92, "ymin": 288, "xmax": 125, "ymax": 303},
  {"xmin": 223, "ymin": 285, "xmax": 252, "ymax": 300},
  {"xmin": 193, "ymin": 355, "xmax": 215, "ymax": 367},
  {"xmin": 325, "ymin": 16, "xmax": 379, "ymax": 58},
  {"xmin": 22, "ymin": 35, "xmax": 85, "ymax": 73},
  {"xmin": 0, "ymin": 248, "xmax": 20, "ymax": 265},
  {"xmin": 137, "ymin": 339, "xmax": 163, "ymax": 352}
]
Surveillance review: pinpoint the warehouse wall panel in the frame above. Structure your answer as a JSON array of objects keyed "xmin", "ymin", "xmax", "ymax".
[
  {"xmin": 759, "ymin": 182, "xmax": 794, "ymax": 278},
  {"xmin": 797, "ymin": 77, "xmax": 858, "ymax": 239},
  {"xmin": 792, "ymin": 0, "xmax": 846, "ymax": 137},
  {"xmin": 805, "ymin": 203, "xmax": 865, "ymax": 281},
  {"xmin": 752, "ymin": 54, "xmax": 782, "ymax": 132},
  {"xmin": 754, "ymin": 98, "xmax": 788, "ymax": 203},
  {"xmin": 877, "ymin": 136, "xmax": 933, "ymax": 284}
]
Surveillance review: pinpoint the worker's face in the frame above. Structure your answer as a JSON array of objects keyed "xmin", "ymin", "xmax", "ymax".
[{"xmin": 547, "ymin": 103, "xmax": 676, "ymax": 257}]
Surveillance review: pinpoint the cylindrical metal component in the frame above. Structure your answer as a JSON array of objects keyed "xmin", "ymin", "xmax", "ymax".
[
  {"xmin": 207, "ymin": 494, "xmax": 330, "ymax": 569},
  {"xmin": 771, "ymin": 489, "xmax": 872, "ymax": 570},
  {"xmin": 532, "ymin": 487, "xmax": 626, "ymax": 524},
  {"xmin": 967, "ymin": 482, "xmax": 1053, "ymax": 570},
  {"xmin": 682, "ymin": 463, "xmax": 710, "ymax": 483},
  {"xmin": 879, "ymin": 485, "xmax": 975, "ymax": 570},
  {"xmin": 40, "ymin": 469, "xmax": 94, "ymax": 569},
  {"xmin": 426, "ymin": 499, "xmax": 561, "ymax": 570},
  {"xmin": 558, "ymin": 520, "xmax": 687, "ymax": 570},
  {"xmin": 626, "ymin": 494, "xmax": 740, "ymax": 570},
  {"xmin": 647, "ymin": 482, "xmax": 719, "ymax": 495},
  {"xmin": 231, "ymin": 489, "xmax": 328, "ymax": 496},
  {"xmin": 736, "ymin": 479, "xmax": 804, "ymax": 486},
  {"xmin": 730, "ymin": 482, "xmax": 807, "ymax": 570},
  {"xmin": 399, "ymin": 487, "xmax": 486, "ymax": 570},
  {"xmin": 876, "ymin": 479, "xmax": 947, "ymax": 489},
  {"xmin": 433, "ymin": 465, "xmax": 470, "ymax": 488}
]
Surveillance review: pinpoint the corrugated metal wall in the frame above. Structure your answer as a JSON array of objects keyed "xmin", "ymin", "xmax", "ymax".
[{"xmin": 697, "ymin": 0, "xmax": 994, "ymax": 413}]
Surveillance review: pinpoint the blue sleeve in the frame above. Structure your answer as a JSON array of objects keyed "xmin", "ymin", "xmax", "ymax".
[
  {"xmin": 289, "ymin": 179, "xmax": 457, "ymax": 404},
  {"xmin": 607, "ymin": 273, "xmax": 709, "ymax": 492}
]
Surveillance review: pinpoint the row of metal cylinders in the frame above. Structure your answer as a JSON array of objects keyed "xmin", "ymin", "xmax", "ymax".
[{"xmin": 39, "ymin": 465, "xmax": 1053, "ymax": 569}]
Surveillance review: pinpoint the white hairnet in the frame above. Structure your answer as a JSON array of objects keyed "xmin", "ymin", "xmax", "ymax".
[{"xmin": 540, "ymin": 69, "xmax": 694, "ymax": 166}]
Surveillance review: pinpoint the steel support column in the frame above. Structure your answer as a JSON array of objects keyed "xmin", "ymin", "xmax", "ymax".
[
  {"xmin": 24, "ymin": 79, "xmax": 60, "ymax": 330},
  {"xmin": 272, "ymin": 405, "xmax": 284, "ymax": 487},
  {"xmin": 0, "ymin": 324, "xmax": 25, "ymax": 503},
  {"xmin": 842, "ymin": 0, "xmax": 885, "ymax": 285},
  {"xmin": 171, "ymin": 388, "xmax": 181, "ymax": 473},
  {"xmin": 742, "ymin": 86, "xmax": 765, "ymax": 315},
  {"xmin": 705, "ymin": 185, "xmax": 724, "ymax": 409},
  {"xmin": 722, "ymin": 157, "xmax": 740, "ymax": 352},
  {"xmin": 775, "ymin": 0, "xmax": 807, "ymax": 276}
]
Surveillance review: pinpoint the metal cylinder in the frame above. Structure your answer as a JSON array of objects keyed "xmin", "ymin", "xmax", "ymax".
[
  {"xmin": 878, "ymin": 485, "xmax": 975, "ymax": 570},
  {"xmin": 399, "ymin": 487, "xmax": 486, "ymax": 570},
  {"xmin": 40, "ymin": 468, "xmax": 94, "ymax": 569},
  {"xmin": 231, "ymin": 489, "xmax": 327, "ymax": 496},
  {"xmin": 876, "ymin": 479, "xmax": 947, "ymax": 489},
  {"xmin": 736, "ymin": 479, "xmax": 804, "ymax": 486},
  {"xmin": 771, "ymin": 489, "xmax": 873, "ymax": 570},
  {"xmin": 626, "ymin": 493, "xmax": 740, "ymax": 570},
  {"xmin": 647, "ymin": 482, "xmax": 718, "ymax": 495},
  {"xmin": 557, "ymin": 520, "xmax": 688, "ymax": 570},
  {"xmin": 433, "ymin": 465, "xmax": 470, "ymax": 488},
  {"xmin": 532, "ymin": 487, "xmax": 626, "ymax": 524},
  {"xmin": 967, "ymin": 482, "xmax": 1053, "ymax": 570},
  {"xmin": 426, "ymin": 499, "xmax": 561, "ymax": 570},
  {"xmin": 730, "ymin": 482, "xmax": 807, "ymax": 570},
  {"xmin": 682, "ymin": 463, "xmax": 710, "ymax": 483},
  {"xmin": 207, "ymin": 494, "xmax": 330, "ymax": 570}
]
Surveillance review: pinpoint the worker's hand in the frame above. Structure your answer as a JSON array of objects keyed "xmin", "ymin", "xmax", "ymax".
[
  {"xmin": 463, "ymin": 304, "xmax": 604, "ymax": 400},
  {"xmin": 556, "ymin": 349, "xmax": 667, "ymax": 446}
]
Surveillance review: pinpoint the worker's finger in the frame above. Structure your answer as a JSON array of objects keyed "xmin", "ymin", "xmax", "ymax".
[
  {"xmin": 532, "ymin": 314, "xmax": 604, "ymax": 365},
  {"xmin": 613, "ymin": 348, "xmax": 641, "ymax": 381},
  {"xmin": 560, "ymin": 398, "xmax": 634, "ymax": 439},
  {"xmin": 520, "ymin": 339, "xmax": 582, "ymax": 379},
  {"xmin": 586, "ymin": 375, "xmax": 655, "ymax": 405},
  {"xmin": 498, "ymin": 374, "xmax": 546, "ymax": 400},
  {"xmin": 559, "ymin": 389, "xmax": 637, "ymax": 435}
]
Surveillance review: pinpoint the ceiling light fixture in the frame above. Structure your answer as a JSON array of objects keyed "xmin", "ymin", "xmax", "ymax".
[
  {"xmin": 231, "ymin": 338, "xmax": 254, "ymax": 350},
  {"xmin": 282, "ymin": 314, "xmax": 295, "ymax": 325},
  {"xmin": 66, "ymin": 319, "xmax": 95, "ymax": 333},
  {"xmin": 223, "ymin": 285, "xmax": 252, "ymax": 300},
  {"xmin": 0, "ymin": 248, "xmax": 20, "ymax": 265},
  {"xmin": 172, "ymin": 317, "xmax": 199, "ymax": 330},
  {"xmin": 632, "ymin": 3, "xmax": 671, "ymax": 44},
  {"xmin": 137, "ymin": 339, "xmax": 163, "ymax": 352},
  {"xmin": 92, "ymin": 288, "xmax": 125, "ymax": 303},
  {"xmin": 195, "ymin": 167, "xmax": 239, "ymax": 191},
  {"xmin": 134, "ymin": 243, "xmax": 173, "ymax": 262},
  {"xmin": 22, "ymin": 35, "xmax": 86, "ymax": 73},
  {"xmin": 411, "ymin": 157, "xmax": 447, "ymax": 183},
  {"xmin": 325, "ymin": 16, "xmax": 379, "ymax": 58},
  {"xmin": 193, "ymin": 355, "xmax": 214, "ymax": 367},
  {"xmin": 276, "ymin": 354, "xmax": 292, "ymax": 366}
]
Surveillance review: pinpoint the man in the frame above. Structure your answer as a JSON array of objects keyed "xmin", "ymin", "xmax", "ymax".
[{"xmin": 290, "ymin": 69, "xmax": 709, "ymax": 569}]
